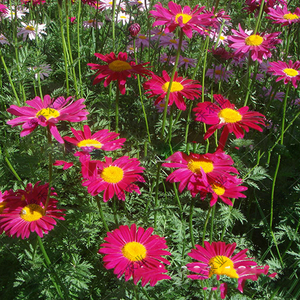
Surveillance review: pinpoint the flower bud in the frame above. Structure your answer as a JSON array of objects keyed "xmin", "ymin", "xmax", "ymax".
[{"xmin": 128, "ymin": 23, "xmax": 140, "ymax": 37}]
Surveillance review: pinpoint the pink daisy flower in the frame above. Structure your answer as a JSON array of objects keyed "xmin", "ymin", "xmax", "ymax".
[
  {"xmin": 0, "ymin": 4, "xmax": 8, "ymax": 15},
  {"xmin": 244, "ymin": 0, "xmax": 287, "ymax": 14},
  {"xmin": 83, "ymin": 19, "xmax": 103, "ymax": 29},
  {"xmin": 21, "ymin": 0, "xmax": 46, "ymax": 6},
  {"xmin": 206, "ymin": 64, "xmax": 233, "ymax": 83},
  {"xmin": 159, "ymin": 53, "xmax": 175, "ymax": 65},
  {"xmin": 0, "ymin": 34, "xmax": 10, "ymax": 45},
  {"xmin": 266, "ymin": 5, "xmax": 300, "ymax": 26},
  {"xmin": 150, "ymin": 28, "xmax": 174, "ymax": 41},
  {"xmin": 143, "ymin": 70, "xmax": 202, "ymax": 111},
  {"xmin": 193, "ymin": 94, "xmax": 265, "ymax": 150},
  {"xmin": 135, "ymin": 33, "xmax": 150, "ymax": 48},
  {"xmin": 7, "ymin": 95, "xmax": 89, "ymax": 144},
  {"xmin": 227, "ymin": 24, "xmax": 281, "ymax": 63},
  {"xmin": 186, "ymin": 241, "xmax": 276, "ymax": 293},
  {"xmin": 81, "ymin": 156, "xmax": 145, "ymax": 202},
  {"xmin": 268, "ymin": 60, "xmax": 300, "ymax": 88},
  {"xmin": 0, "ymin": 182, "xmax": 65, "ymax": 239},
  {"xmin": 64, "ymin": 125, "xmax": 126, "ymax": 152},
  {"xmin": 162, "ymin": 151, "xmax": 238, "ymax": 197},
  {"xmin": 178, "ymin": 56, "xmax": 197, "ymax": 70},
  {"xmin": 150, "ymin": 1, "xmax": 213, "ymax": 38},
  {"xmin": 99, "ymin": 223, "xmax": 171, "ymax": 286},
  {"xmin": 159, "ymin": 36, "xmax": 188, "ymax": 51},
  {"xmin": 199, "ymin": 176, "xmax": 247, "ymax": 206},
  {"xmin": 87, "ymin": 52, "xmax": 153, "ymax": 95}
]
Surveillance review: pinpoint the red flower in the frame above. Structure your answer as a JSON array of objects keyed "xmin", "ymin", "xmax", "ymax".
[
  {"xmin": 150, "ymin": 1, "xmax": 214, "ymax": 38},
  {"xmin": 193, "ymin": 94, "xmax": 265, "ymax": 149},
  {"xmin": 81, "ymin": 156, "xmax": 145, "ymax": 202},
  {"xmin": 143, "ymin": 70, "xmax": 201, "ymax": 110},
  {"xmin": 99, "ymin": 224, "xmax": 171, "ymax": 286},
  {"xmin": 87, "ymin": 52, "xmax": 153, "ymax": 94}
]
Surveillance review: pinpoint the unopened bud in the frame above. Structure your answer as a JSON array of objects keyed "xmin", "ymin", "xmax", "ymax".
[{"xmin": 128, "ymin": 23, "xmax": 141, "ymax": 37}]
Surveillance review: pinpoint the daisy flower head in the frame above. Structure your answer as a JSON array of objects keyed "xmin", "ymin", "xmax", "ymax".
[
  {"xmin": 64, "ymin": 125, "xmax": 126, "ymax": 152},
  {"xmin": 87, "ymin": 52, "xmax": 152, "ymax": 94},
  {"xmin": 0, "ymin": 182, "xmax": 65, "ymax": 239},
  {"xmin": 129, "ymin": 0, "xmax": 150, "ymax": 11},
  {"xmin": 17, "ymin": 21, "xmax": 46, "ymax": 41},
  {"xmin": 200, "ymin": 175, "xmax": 247, "ymax": 206},
  {"xmin": 210, "ymin": 47, "xmax": 232, "ymax": 61},
  {"xmin": 178, "ymin": 56, "xmax": 197, "ymax": 70},
  {"xmin": 268, "ymin": 60, "xmax": 300, "ymax": 88},
  {"xmin": 7, "ymin": 95, "xmax": 89, "ymax": 144},
  {"xmin": 81, "ymin": 156, "xmax": 145, "ymax": 202},
  {"xmin": 135, "ymin": 33, "xmax": 150, "ymax": 48},
  {"xmin": 244, "ymin": 0, "xmax": 287, "ymax": 14},
  {"xmin": 159, "ymin": 53, "xmax": 175, "ymax": 65},
  {"xmin": 159, "ymin": 36, "xmax": 188, "ymax": 51},
  {"xmin": 154, "ymin": 99, "xmax": 171, "ymax": 114},
  {"xmin": 187, "ymin": 241, "xmax": 276, "ymax": 293},
  {"xmin": 28, "ymin": 64, "xmax": 52, "ymax": 80},
  {"xmin": 193, "ymin": 94, "xmax": 265, "ymax": 149},
  {"xmin": 261, "ymin": 87, "xmax": 285, "ymax": 101},
  {"xmin": 117, "ymin": 12, "xmax": 131, "ymax": 25},
  {"xmin": 128, "ymin": 23, "xmax": 141, "ymax": 37},
  {"xmin": 96, "ymin": 0, "xmax": 126, "ymax": 11},
  {"xmin": 99, "ymin": 224, "xmax": 171, "ymax": 286},
  {"xmin": 4, "ymin": 6, "xmax": 28, "ymax": 20},
  {"xmin": 0, "ymin": 4, "xmax": 8, "ymax": 15},
  {"xmin": 266, "ymin": 5, "xmax": 300, "ymax": 26},
  {"xmin": 206, "ymin": 64, "xmax": 233, "ymax": 83},
  {"xmin": 21, "ymin": 0, "xmax": 46, "ymax": 6},
  {"xmin": 83, "ymin": 19, "xmax": 103, "ymax": 29},
  {"xmin": 150, "ymin": 28, "xmax": 174, "ymax": 41},
  {"xmin": 162, "ymin": 151, "xmax": 238, "ymax": 197},
  {"xmin": 0, "ymin": 34, "xmax": 10, "ymax": 45},
  {"xmin": 143, "ymin": 70, "xmax": 201, "ymax": 111},
  {"xmin": 150, "ymin": 2, "xmax": 213, "ymax": 38},
  {"xmin": 227, "ymin": 24, "xmax": 281, "ymax": 63}
]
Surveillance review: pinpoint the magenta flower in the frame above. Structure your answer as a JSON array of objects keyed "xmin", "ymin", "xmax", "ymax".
[
  {"xmin": 268, "ymin": 60, "xmax": 300, "ymax": 88},
  {"xmin": 7, "ymin": 95, "xmax": 89, "ymax": 143},
  {"xmin": 99, "ymin": 224, "xmax": 171, "ymax": 286},
  {"xmin": 266, "ymin": 5, "xmax": 300, "ymax": 26},
  {"xmin": 150, "ymin": 1, "xmax": 213, "ymax": 38},
  {"xmin": 193, "ymin": 94, "xmax": 265, "ymax": 149},
  {"xmin": 81, "ymin": 156, "xmax": 145, "ymax": 202},
  {"xmin": 64, "ymin": 125, "xmax": 126, "ymax": 152},
  {"xmin": 227, "ymin": 24, "xmax": 281, "ymax": 63},
  {"xmin": 187, "ymin": 241, "xmax": 276, "ymax": 293},
  {"xmin": 53, "ymin": 160, "xmax": 74, "ymax": 170}
]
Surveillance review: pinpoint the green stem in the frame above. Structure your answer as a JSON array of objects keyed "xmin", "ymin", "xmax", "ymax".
[
  {"xmin": 254, "ymin": 0, "xmax": 265, "ymax": 34},
  {"xmin": 189, "ymin": 197, "xmax": 196, "ymax": 248},
  {"xmin": 133, "ymin": 39, "xmax": 151, "ymax": 143},
  {"xmin": 58, "ymin": 0, "xmax": 69, "ymax": 94},
  {"xmin": 112, "ymin": 197, "xmax": 119, "ymax": 226},
  {"xmin": 3, "ymin": 148, "xmax": 23, "ymax": 184},
  {"xmin": 0, "ymin": 49, "xmax": 20, "ymax": 105},
  {"xmin": 202, "ymin": 207, "xmax": 212, "ymax": 245},
  {"xmin": 161, "ymin": 29, "xmax": 184, "ymax": 137},
  {"xmin": 154, "ymin": 164, "xmax": 161, "ymax": 230},
  {"xmin": 111, "ymin": 0, "xmax": 117, "ymax": 52},
  {"xmin": 244, "ymin": 53, "xmax": 252, "ymax": 107},
  {"xmin": 77, "ymin": 0, "xmax": 83, "ymax": 97},
  {"xmin": 210, "ymin": 205, "xmax": 215, "ymax": 242},
  {"xmin": 96, "ymin": 195, "xmax": 109, "ymax": 232},
  {"xmin": 44, "ymin": 128, "xmax": 53, "ymax": 212},
  {"xmin": 115, "ymin": 87, "xmax": 120, "ymax": 133},
  {"xmin": 37, "ymin": 236, "xmax": 69, "ymax": 299}
]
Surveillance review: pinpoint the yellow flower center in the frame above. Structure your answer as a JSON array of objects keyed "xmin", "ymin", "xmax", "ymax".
[
  {"xmin": 36, "ymin": 108, "xmax": 60, "ymax": 120},
  {"xmin": 77, "ymin": 139, "xmax": 103, "ymax": 149},
  {"xmin": 20, "ymin": 204, "xmax": 44, "ymax": 222},
  {"xmin": 162, "ymin": 81, "xmax": 184, "ymax": 93},
  {"xmin": 209, "ymin": 255, "xmax": 239, "ymax": 278},
  {"xmin": 122, "ymin": 241, "xmax": 147, "ymax": 261},
  {"xmin": 220, "ymin": 35, "xmax": 225, "ymax": 40},
  {"xmin": 187, "ymin": 158, "xmax": 214, "ymax": 174},
  {"xmin": 283, "ymin": 68, "xmax": 299, "ymax": 77},
  {"xmin": 88, "ymin": 19, "xmax": 94, "ymax": 23},
  {"xmin": 120, "ymin": 16, "xmax": 127, "ymax": 19},
  {"xmin": 25, "ymin": 25, "xmax": 35, "ymax": 31},
  {"xmin": 108, "ymin": 60, "xmax": 132, "ymax": 72},
  {"xmin": 139, "ymin": 35, "xmax": 147, "ymax": 40},
  {"xmin": 245, "ymin": 34, "xmax": 263, "ymax": 46},
  {"xmin": 101, "ymin": 166, "xmax": 124, "ymax": 183},
  {"xmin": 169, "ymin": 39, "xmax": 178, "ymax": 44},
  {"xmin": 175, "ymin": 13, "xmax": 192, "ymax": 24},
  {"xmin": 215, "ymin": 70, "xmax": 222, "ymax": 75},
  {"xmin": 183, "ymin": 58, "xmax": 189, "ymax": 62},
  {"xmin": 0, "ymin": 202, "xmax": 6, "ymax": 214},
  {"xmin": 211, "ymin": 183, "xmax": 225, "ymax": 196},
  {"xmin": 218, "ymin": 108, "xmax": 242, "ymax": 123},
  {"xmin": 283, "ymin": 13, "xmax": 299, "ymax": 20}
]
